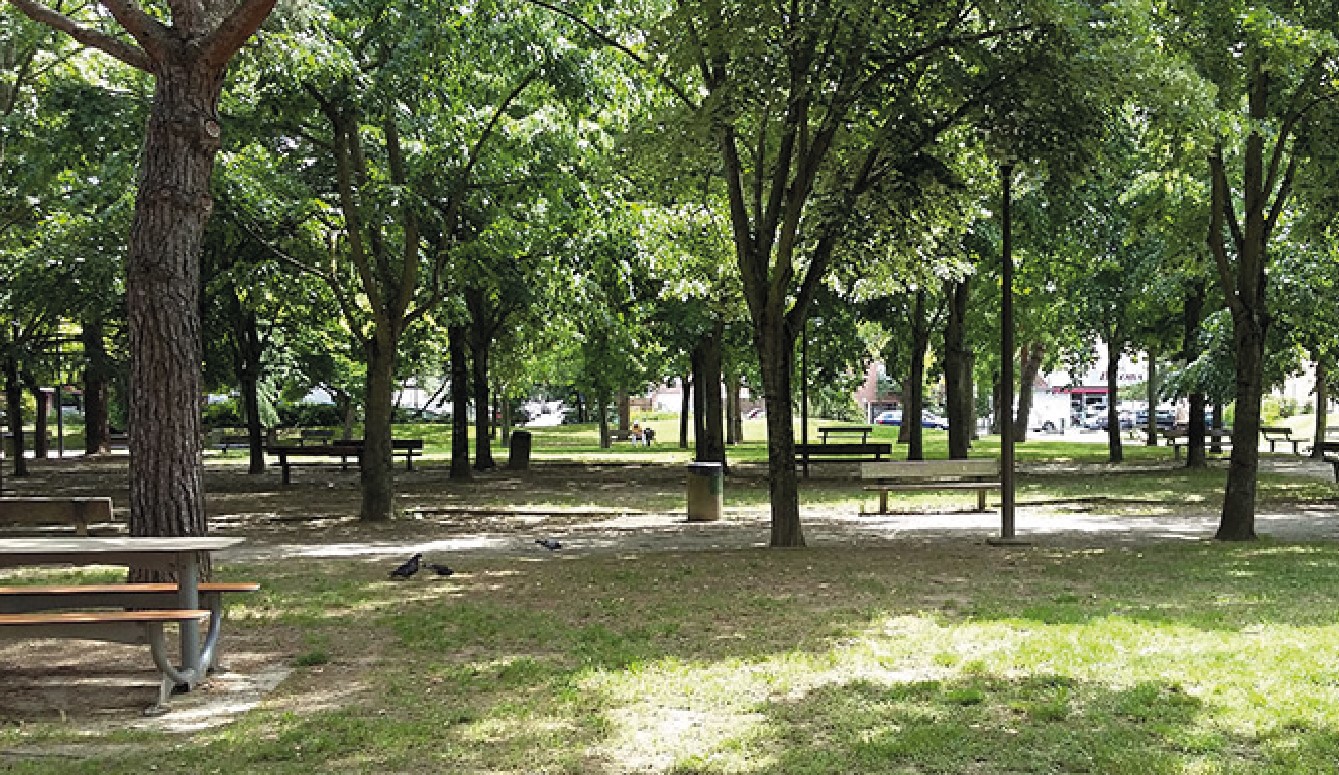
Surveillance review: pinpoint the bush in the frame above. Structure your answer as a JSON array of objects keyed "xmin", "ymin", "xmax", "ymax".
[
  {"xmin": 276, "ymin": 403, "xmax": 344, "ymax": 428},
  {"xmin": 202, "ymin": 399, "xmax": 242, "ymax": 429}
]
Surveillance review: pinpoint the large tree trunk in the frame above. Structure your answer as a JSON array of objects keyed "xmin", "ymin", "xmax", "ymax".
[
  {"xmin": 944, "ymin": 279, "xmax": 972, "ymax": 459},
  {"xmin": 679, "ymin": 374, "xmax": 691, "ymax": 448},
  {"xmin": 126, "ymin": 65, "xmax": 226, "ymax": 543},
  {"xmin": 359, "ymin": 332, "xmax": 397, "ymax": 521},
  {"xmin": 725, "ymin": 371, "xmax": 740, "ymax": 445},
  {"xmin": 4, "ymin": 354, "xmax": 26, "ymax": 476},
  {"xmin": 617, "ymin": 391, "xmax": 630, "ymax": 434},
  {"xmin": 469, "ymin": 338, "xmax": 495, "ymax": 470},
  {"xmin": 81, "ymin": 313, "xmax": 111, "ymax": 456},
  {"xmin": 1013, "ymin": 343, "xmax": 1044, "ymax": 443},
  {"xmin": 597, "ymin": 393, "xmax": 611, "ymax": 448},
  {"xmin": 1182, "ymin": 279, "xmax": 1208, "ymax": 467},
  {"xmin": 1105, "ymin": 339, "xmax": 1123, "ymax": 464},
  {"xmin": 23, "ymin": 375, "xmax": 50, "ymax": 459},
  {"xmin": 694, "ymin": 322, "xmax": 727, "ymax": 466},
  {"xmin": 1313, "ymin": 354, "xmax": 1329, "ymax": 459},
  {"xmin": 1144, "ymin": 348, "xmax": 1158, "ymax": 446},
  {"xmin": 759, "ymin": 321, "xmax": 802, "ymax": 546},
  {"xmin": 240, "ymin": 370, "xmax": 265, "ymax": 474},
  {"xmin": 905, "ymin": 293, "xmax": 929, "ymax": 461},
  {"xmin": 449, "ymin": 326, "xmax": 471, "ymax": 480}
]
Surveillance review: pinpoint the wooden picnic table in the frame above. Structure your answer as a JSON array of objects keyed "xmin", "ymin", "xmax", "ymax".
[
  {"xmin": 0, "ymin": 536, "xmax": 243, "ymax": 678},
  {"xmin": 817, "ymin": 425, "xmax": 874, "ymax": 444}
]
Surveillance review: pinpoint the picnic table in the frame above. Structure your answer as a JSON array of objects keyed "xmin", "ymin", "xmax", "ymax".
[
  {"xmin": 818, "ymin": 425, "xmax": 874, "ymax": 444},
  {"xmin": 1162, "ymin": 428, "xmax": 1234, "ymax": 459},
  {"xmin": 0, "ymin": 536, "xmax": 242, "ymax": 668},
  {"xmin": 1313, "ymin": 440, "xmax": 1339, "ymax": 482}
]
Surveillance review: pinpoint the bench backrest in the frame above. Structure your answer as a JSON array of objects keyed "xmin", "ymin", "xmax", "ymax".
[
  {"xmin": 301, "ymin": 429, "xmax": 334, "ymax": 439},
  {"xmin": 861, "ymin": 459, "xmax": 997, "ymax": 481},
  {"xmin": 0, "ymin": 497, "xmax": 115, "ymax": 535},
  {"xmin": 1259, "ymin": 426, "xmax": 1291, "ymax": 435}
]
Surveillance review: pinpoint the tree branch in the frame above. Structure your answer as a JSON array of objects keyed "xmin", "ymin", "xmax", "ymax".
[
  {"xmin": 526, "ymin": 0, "xmax": 699, "ymax": 110},
  {"xmin": 6, "ymin": 0, "xmax": 152, "ymax": 70},
  {"xmin": 97, "ymin": 0, "xmax": 168, "ymax": 62},
  {"xmin": 1207, "ymin": 149, "xmax": 1240, "ymax": 310},
  {"xmin": 200, "ymin": 0, "xmax": 276, "ymax": 70}
]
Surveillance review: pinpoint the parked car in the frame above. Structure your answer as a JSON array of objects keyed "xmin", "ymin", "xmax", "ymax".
[
  {"xmin": 874, "ymin": 409, "xmax": 948, "ymax": 429},
  {"xmin": 874, "ymin": 410, "xmax": 903, "ymax": 425},
  {"xmin": 1133, "ymin": 409, "xmax": 1177, "ymax": 430}
]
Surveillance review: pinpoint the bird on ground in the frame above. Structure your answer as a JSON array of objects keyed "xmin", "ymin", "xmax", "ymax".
[
  {"xmin": 535, "ymin": 538, "xmax": 562, "ymax": 551},
  {"xmin": 427, "ymin": 563, "xmax": 454, "ymax": 576},
  {"xmin": 389, "ymin": 553, "xmax": 422, "ymax": 579}
]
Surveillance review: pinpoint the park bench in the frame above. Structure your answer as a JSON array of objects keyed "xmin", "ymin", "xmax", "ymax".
[
  {"xmin": 215, "ymin": 434, "xmax": 251, "ymax": 451},
  {"xmin": 818, "ymin": 425, "xmax": 874, "ymax": 444},
  {"xmin": 795, "ymin": 441, "xmax": 893, "ymax": 464},
  {"xmin": 860, "ymin": 459, "xmax": 1000, "ymax": 514},
  {"xmin": 0, "ymin": 496, "xmax": 115, "ymax": 535},
  {"xmin": 1163, "ymin": 428, "xmax": 1233, "ymax": 460},
  {"xmin": 298, "ymin": 428, "xmax": 334, "ymax": 446},
  {"xmin": 1260, "ymin": 426, "xmax": 1302, "ymax": 454},
  {"xmin": 332, "ymin": 438, "xmax": 424, "ymax": 470},
  {"xmin": 266, "ymin": 444, "xmax": 360, "ymax": 484}
]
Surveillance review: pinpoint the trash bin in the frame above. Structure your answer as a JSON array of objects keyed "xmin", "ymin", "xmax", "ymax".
[
  {"xmin": 508, "ymin": 430, "xmax": 532, "ymax": 470},
  {"xmin": 686, "ymin": 461, "xmax": 723, "ymax": 522}
]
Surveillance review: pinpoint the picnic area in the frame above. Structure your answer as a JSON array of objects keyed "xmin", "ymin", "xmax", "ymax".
[{"xmin": 4, "ymin": 426, "xmax": 1339, "ymax": 773}]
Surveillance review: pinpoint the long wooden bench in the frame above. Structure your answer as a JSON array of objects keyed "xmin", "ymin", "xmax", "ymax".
[
  {"xmin": 266, "ymin": 444, "xmax": 359, "ymax": 484},
  {"xmin": 1260, "ymin": 426, "xmax": 1301, "ymax": 454},
  {"xmin": 1163, "ymin": 428, "xmax": 1234, "ymax": 459},
  {"xmin": 795, "ymin": 442, "xmax": 893, "ymax": 463},
  {"xmin": 216, "ymin": 434, "xmax": 251, "ymax": 451},
  {"xmin": 332, "ymin": 438, "xmax": 425, "ymax": 470},
  {"xmin": 0, "ymin": 497, "xmax": 115, "ymax": 535},
  {"xmin": 860, "ymin": 459, "xmax": 1000, "ymax": 514},
  {"xmin": 298, "ymin": 428, "xmax": 334, "ymax": 446},
  {"xmin": 0, "ymin": 609, "xmax": 211, "ymax": 714}
]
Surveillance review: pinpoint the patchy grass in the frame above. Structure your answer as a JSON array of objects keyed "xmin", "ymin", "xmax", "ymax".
[{"xmin": 6, "ymin": 539, "xmax": 1339, "ymax": 773}]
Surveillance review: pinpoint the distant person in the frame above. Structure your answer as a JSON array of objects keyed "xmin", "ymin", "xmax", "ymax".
[{"xmin": 631, "ymin": 422, "xmax": 645, "ymax": 446}]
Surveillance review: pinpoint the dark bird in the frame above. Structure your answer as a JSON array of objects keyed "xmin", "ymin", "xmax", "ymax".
[
  {"xmin": 389, "ymin": 553, "xmax": 422, "ymax": 579},
  {"xmin": 535, "ymin": 538, "xmax": 562, "ymax": 551},
  {"xmin": 427, "ymin": 563, "xmax": 454, "ymax": 577}
]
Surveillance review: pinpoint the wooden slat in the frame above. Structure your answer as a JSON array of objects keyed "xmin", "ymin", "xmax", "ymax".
[
  {"xmin": 0, "ymin": 609, "xmax": 209, "ymax": 626},
  {"xmin": 0, "ymin": 581, "xmax": 259, "ymax": 596},
  {"xmin": 861, "ymin": 460, "xmax": 997, "ymax": 479},
  {"xmin": 863, "ymin": 482, "xmax": 1000, "ymax": 491}
]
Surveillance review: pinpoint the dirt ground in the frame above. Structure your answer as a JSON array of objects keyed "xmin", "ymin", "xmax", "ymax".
[{"xmin": 1, "ymin": 452, "xmax": 1337, "ymax": 738}]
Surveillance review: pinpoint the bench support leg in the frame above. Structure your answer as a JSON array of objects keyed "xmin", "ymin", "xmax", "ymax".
[
  {"xmin": 977, "ymin": 489, "xmax": 987, "ymax": 512},
  {"xmin": 878, "ymin": 490, "xmax": 888, "ymax": 514}
]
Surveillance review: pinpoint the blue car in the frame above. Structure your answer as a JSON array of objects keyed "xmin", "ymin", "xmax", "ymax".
[{"xmin": 874, "ymin": 410, "xmax": 949, "ymax": 429}]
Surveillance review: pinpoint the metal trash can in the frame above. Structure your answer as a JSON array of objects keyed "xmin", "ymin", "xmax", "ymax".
[
  {"xmin": 508, "ymin": 430, "xmax": 532, "ymax": 470},
  {"xmin": 686, "ymin": 461, "xmax": 723, "ymax": 522}
]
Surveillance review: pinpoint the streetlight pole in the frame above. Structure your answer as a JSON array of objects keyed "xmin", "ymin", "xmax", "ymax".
[{"xmin": 997, "ymin": 161, "xmax": 1019, "ymax": 542}]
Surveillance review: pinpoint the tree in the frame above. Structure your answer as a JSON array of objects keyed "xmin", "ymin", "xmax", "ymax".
[
  {"xmin": 8, "ymin": 0, "xmax": 275, "ymax": 541},
  {"xmin": 1164, "ymin": 2, "xmax": 1339, "ymax": 540}
]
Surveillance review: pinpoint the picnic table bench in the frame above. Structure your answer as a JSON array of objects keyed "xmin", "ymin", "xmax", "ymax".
[
  {"xmin": 0, "ymin": 496, "xmax": 115, "ymax": 535},
  {"xmin": 0, "ymin": 537, "xmax": 248, "ymax": 714},
  {"xmin": 215, "ymin": 434, "xmax": 251, "ymax": 451},
  {"xmin": 818, "ymin": 425, "xmax": 874, "ymax": 444},
  {"xmin": 1311, "ymin": 440, "xmax": 1339, "ymax": 482},
  {"xmin": 795, "ymin": 441, "xmax": 893, "ymax": 464},
  {"xmin": 298, "ymin": 428, "xmax": 334, "ymax": 445},
  {"xmin": 860, "ymin": 459, "xmax": 1001, "ymax": 514},
  {"xmin": 1260, "ymin": 426, "xmax": 1302, "ymax": 454},
  {"xmin": 332, "ymin": 438, "xmax": 424, "ymax": 470},
  {"xmin": 268, "ymin": 439, "xmax": 424, "ymax": 483},
  {"xmin": 1163, "ymin": 428, "xmax": 1234, "ymax": 459}
]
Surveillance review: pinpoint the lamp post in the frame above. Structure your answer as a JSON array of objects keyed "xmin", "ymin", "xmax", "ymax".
[{"xmin": 997, "ymin": 160, "xmax": 1017, "ymax": 541}]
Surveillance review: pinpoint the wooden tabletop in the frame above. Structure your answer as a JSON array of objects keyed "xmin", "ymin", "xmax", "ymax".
[{"xmin": 0, "ymin": 536, "xmax": 243, "ymax": 568}]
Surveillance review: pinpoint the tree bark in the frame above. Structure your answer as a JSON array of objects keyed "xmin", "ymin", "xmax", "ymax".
[
  {"xmin": 695, "ymin": 320, "xmax": 727, "ymax": 468},
  {"xmin": 991, "ymin": 375, "xmax": 1004, "ymax": 435},
  {"xmin": 1105, "ymin": 339, "xmax": 1123, "ymax": 463},
  {"xmin": 1144, "ymin": 348, "xmax": 1158, "ymax": 446},
  {"xmin": 359, "ymin": 331, "xmax": 397, "ymax": 521},
  {"xmin": 1182, "ymin": 278, "xmax": 1208, "ymax": 467},
  {"xmin": 81, "ymin": 313, "xmax": 111, "ymax": 455},
  {"xmin": 23, "ymin": 376, "xmax": 50, "ymax": 459},
  {"xmin": 679, "ymin": 373, "xmax": 691, "ymax": 448},
  {"xmin": 617, "ymin": 391, "xmax": 630, "ymax": 434},
  {"xmin": 597, "ymin": 393, "xmax": 610, "ymax": 448},
  {"xmin": 449, "ymin": 325, "xmax": 471, "ymax": 480},
  {"xmin": 4, "ymin": 353, "xmax": 26, "ymax": 476},
  {"xmin": 1012, "ymin": 343, "xmax": 1044, "ymax": 443},
  {"xmin": 759, "ymin": 320, "xmax": 803, "ymax": 547},
  {"xmin": 724, "ymin": 371, "xmax": 739, "ymax": 445},
  {"xmin": 468, "ymin": 337, "xmax": 495, "ymax": 469},
  {"xmin": 691, "ymin": 346, "xmax": 706, "ymax": 455},
  {"xmin": 944, "ymin": 278, "xmax": 972, "ymax": 459},
  {"xmin": 904, "ymin": 292, "xmax": 929, "ymax": 460},
  {"xmin": 1313, "ymin": 354, "xmax": 1329, "ymax": 459}
]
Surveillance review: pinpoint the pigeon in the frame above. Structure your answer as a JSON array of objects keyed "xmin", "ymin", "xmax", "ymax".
[
  {"xmin": 535, "ymin": 538, "xmax": 562, "ymax": 551},
  {"xmin": 427, "ymin": 563, "xmax": 454, "ymax": 577},
  {"xmin": 389, "ymin": 553, "xmax": 422, "ymax": 579}
]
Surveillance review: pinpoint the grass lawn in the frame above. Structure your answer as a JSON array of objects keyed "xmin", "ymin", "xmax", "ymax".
[{"xmin": 3, "ymin": 426, "xmax": 1339, "ymax": 773}]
